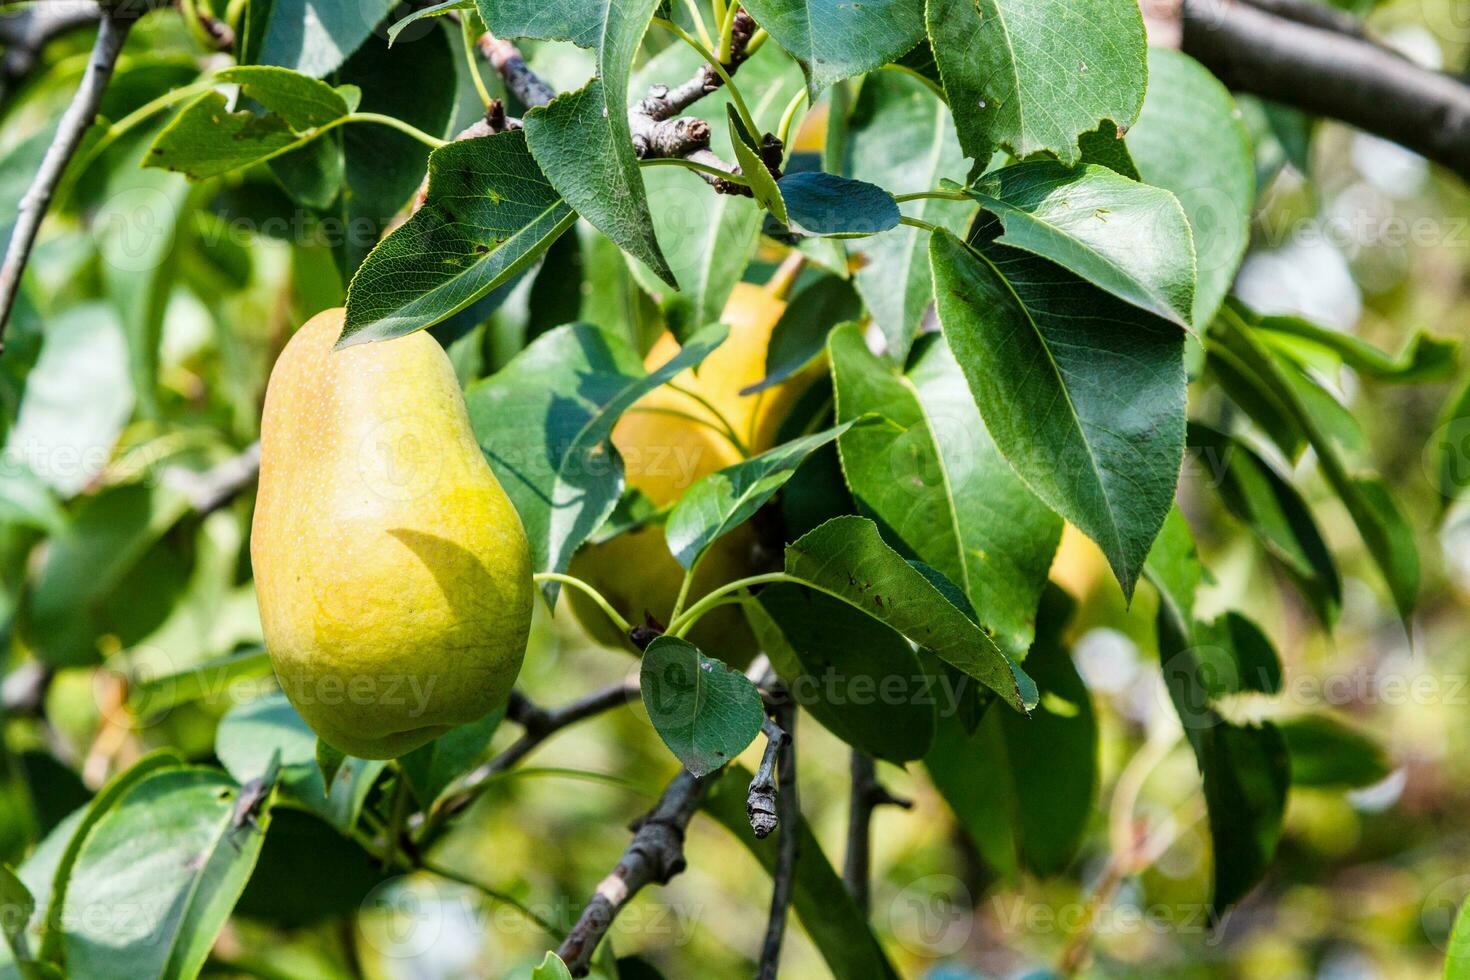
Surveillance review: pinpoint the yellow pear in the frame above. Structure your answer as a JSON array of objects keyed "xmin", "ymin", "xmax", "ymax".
[
  {"xmin": 566, "ymin": 281, "xmax": 818, "ymax": 660},
  {"xmin": 251, "ymin": 308, "xmax": 532, "ymax": 759}
]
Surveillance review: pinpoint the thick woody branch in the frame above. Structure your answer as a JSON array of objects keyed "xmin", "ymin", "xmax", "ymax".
[
  {"xmin": 0, "ymin": 10, "xmax": 132, "ymax": 347},
  {"xmin": 1180, "ymin": 0, "xmax": 1470, "ymax": 181},
  {"xmin": 0, "ymin": 1, "xmax": 103, "ymax": 96},
  {"xmin": 1237, "ymin": 0, "xmax": 1370, "ymax": 39},
  {"xmin": 843, "ymin": 751, "xmax": 912, "ymax": 914},
  {"xmin": 163, "ymin": 442, "xmax": 261, "ymax": 514},
  {"xmin": 756, "ymin": 698, "xmax": 797, "ymax": 980}
]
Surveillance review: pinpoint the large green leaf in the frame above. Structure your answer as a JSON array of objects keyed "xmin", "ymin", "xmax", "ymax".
[
  {"xmin": 703, "ymin": 767, "xmax": 902, "ymax": 980},
  {"xmin": 1145, "ymin": 509, "xmax": 1289, "ymax": 917},
  {"xmin": 1212, "ymin": 303, "xmax": 1419, "ymax": 620},
  {"xmin": 846, "ymin": 70, "xmax": 973, "ymax": 360},
  {"xmin": 930, "ymin": 228, "xmax": 1185, "ymax": 598},
  {"xmin": 146, "ymin": 66, "xmax": 355, "ymax": 179},
  {"xmin": 640, "ymin": 636, "xmax": 765, "ymax": 776},
  {"xmin": 964, "ymin": 161, "xmax": 1196, "ymax": 329},
  {"xmin": 925, "ymin": 0, "xmax": 1146, "ymax": 166},
  {"xmin": 1126, "ymin": 49, "xmax": 1253, "ymax": 328},
  {"xmin": 0, "ymin": 866, "xmax": 34, "ymax": 964},
  {"xmin": 466, "ymin": 322, "xmax": 728, "ymax": 600},
  {"xmin": 62, "ymin": 767, "xmax": 271, "ymax": 978},
  {"xmin": 342, "ymin": 131, "xmax": 576, "ymax": 343},
  {"xmin": 485, "ymin": 0, "xmax": 673, "ymax": 285},
  {"xmin": 785, "ymin": 516, "xmax": 1036, "ymax": 710},
  {"xmin": 925, "ymin": 586, "xmax": 1095, "ymax": 877},
  {"xmin": 740, "ymin": 0, "xmax": 926, "ymax": 98},
  {"xmin": 665, "ymin": 424, "xmax": 852, "ymax": 570},
  {"xmin": 1188, "ymin": 422, "xmax": 1340, "ymax": 625},
  {"xmin": 777, "ymin": 172, "xmax": 900, "ymax": 238},
  {"xmin": 749, "ymin": 584, "xmax": 935, "ymax": 762},
  {"xmin": 35, "ymin": 751, "xmax": 183, "ymax": 965},
  {"xmin": 398, "ymin": 711, "xmax": 503, "ymax": 808},
  {"xmin": 246, "ymin": 0, "xmax": 397, "ymax": 77},
  {"xmin": 830, "ymin": 326, "xmax": 1061, "ymax": 655},
  {"xmin": 215, "ymin": 692, "xmax": 386, "ymax": 831}
]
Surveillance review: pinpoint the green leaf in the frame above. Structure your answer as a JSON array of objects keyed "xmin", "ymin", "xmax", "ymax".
[
  {"xmin": 315, "ymin": 739, "xmax": 346, "ymax": 792},
  {"xmin": 740, "ymin": 0, "xmax": 925, "ymax": 99},
  {"xmin": 728, "ymin": 105, "xmax": 787, "ymax": 222},
  {"xmin": 830, "ymin": 326, "xmax": 1061, "ymax": 654},
  {"xmin": 1435, "ymin": 374, "xmax": 1470, "ymax": 509},
  {"xmin": 750, "ymin": 584, "xmax": 934, "ymax": 762},
  {"xmin": 1187, "ymin": 422, "xmax": 1340, "ymax": 625},
  {"xmin": 35, "ymin": 750, "xmax": 184, "ymax": 965},
  {"xmin": 387, "ymin": 0, "xmax": 473, "ymax": 43},
  {"xmin": 963, "ymin": 161, "xmax": 1196, "ymax": 329},
  {"xmin": 247, "ymin": 0, "xmax": 396, "ymax": 77},
  {"xmin": 466, "ymin": 322, "xmax": 728, "ymax": 601},
  {"xmin": 777, "ymin": 172, "xmax": 900, "ymax": 238},
  {"xmin": 1449, "ymin": 898, "xmax": 1470, "ymax": 980},
  {"xmin": 215, "ymin": 692, "xmax": 387, "ymax": 831},
  {"xmin": 486, "ymin": 0, "xmax": 674, "ymax": 285},
  {"xmin": 20, "ymin": 483, "xmax": 192, "ymax": 667},
  {"xmin": 785, "ymin": 516, "xmax": 1036, "ymax": 710},
  {"xmin": 532, "ymin": 952, "xmax": 575, "ymax": 980},
  {"xmin": 0, "ymin": 866, "xmax": 34, "ymax": 962},
  {"xmin": 846, "ymin": 70, "xmax": 973, "ymax": 361},
  {"xmin": 703, "ymin": 767, "xmax": 902, "ymax": 980},
  {"xmin": 1145, "ymin": 510, "xmax": 1289, "ymax": 917},
  {"xmin": 1126, "ymin": 49, "xmax": 1253, "ymax": 327},
  {"xmin": 397, "ymin": 711, "xmax": 503, "ymax": 806},
  {"xmin": 640, "ymin": 636, "xmax": 765, "ymax": 776},
  {"xmin": 666, "ymin": 423, "xmax": 851, "ymax": 569},
  {"xmin": 745, "ymin": 276, "xmax": 861, "ymax": 394},
  {"xmin": 1254, "ymin": 312, "xmax": 1457, "ymax": 384},
  {"xmin": 1277, "ymin": 713, "xmax": 1391, "ymax": 789},
  {"xmin": 925, "ymin": 0, "xmax": 1146, "ymax": 166},
  {"xmin": 146, "ymin": 66, "xmax": 353, "ymax": 179},
  {"xmin": 342, "ymin": 130, "xmax": 576, "ymax": 343},
  {"xmin": 3, "ymin": 303, "xmax": 132, "ymax": 499},
  {"xmin": 1212, "ymin": 304, "xmax": 1419, "ymax": 620},
  {"xmin": 62, "ymin": 767, "xmax": 271, "ymax": 979},
  {"xmin": 930, "ymin": 227, "xmax": 1185, "ymax": 598},
  {"xmin": 925, "ymin": 585, "xmax": 1095, "ymax": 877}
]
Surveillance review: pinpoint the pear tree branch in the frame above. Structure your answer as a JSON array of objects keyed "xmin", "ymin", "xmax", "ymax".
[
  {"xmin": 0, "ymin": 8, "xmax": 132, "ymax": 349},
  {"xmin": 843, "ymin": 751, "xmax": 912, "ymax": 914},
  {"xmin": 756, "ymin": 697, "xmax": 797, "ymax": 980}
]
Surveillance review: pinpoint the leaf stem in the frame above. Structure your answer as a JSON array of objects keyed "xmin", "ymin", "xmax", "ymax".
[
  {"xmin": 665, "ymin": 380, "xmax": 752, "ymax": 456},
  {"xmin": 344, "ymin": 112, "xmax": 449, "ymax": 149},
  {"xmin": 461, "ymin": 16, "xmax": 494, "ymax": 111},
  {"xmin": 894, "ymin": 188, "xmax": 970, "ymax": 204},
  {"xmin": 653, "ymin": 17, "xmax": 760, "ymax": 140},
  {"xmin": 639, "ymin": 155, "xmax": 752, "ymax": 186},
  {"xmin": 776, "ymin": 87, "xmax": 808, "ymax": 149},
  {"xmin": 716, "ymin": 0, "xmax": 741, "ymax": 62},
  {"xmin": 879, "ymin": 63, "xmax": 947, "ymax": 102},
  {"xmin": 532, "ymin": 572, "xmax": 633, "ymax": 634},
  {"xmin": 745, "ymin": 27, "xmax": 769, "ymax": 56},
  {"xmin": 899, "ymin": 215, "xmax": 941, "ymax": 233},
  {"xmin": 382, "ymin": 769, "xmax": 411, "ymax": 872},
  {"xmin": 682, "ymin": 0, "xmax": 715, "ymax": 49},
  {"xmin": 668, "ymin": 572, "xmax": 795, "ymax": 637}
]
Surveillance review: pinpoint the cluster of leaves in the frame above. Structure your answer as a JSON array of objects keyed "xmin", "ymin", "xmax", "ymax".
[{"xmin": 0, "ymin": 0, "xmax": 1454, "ymax": 975}]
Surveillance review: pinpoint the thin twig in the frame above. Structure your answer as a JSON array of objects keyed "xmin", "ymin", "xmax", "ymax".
[
  {"xmin": 757, "ymin": 697, "xmax": 797, "ymax": 980},
  {"xmin": 0, "ymin": 1, "xmax": 103, "ymax": 100},
  {"xmin": 843, "ymin": 751, "xmax": 912, "ymax": 914},
  {"xmin": 0, "ymin": 9, "xmax": 133, "ymax": 349},
  {"xmin": 476, "ymin": 32, "xmax": 555, "ymax": 110},
  {"xmin": 556, "ymin": 657, "xmax": 776, "ymax": 977},
  {"xmin": 162, "ymin": 441, "xmax": 262, "ymax": 514},
  {"xmin": 746, "ymin": 716, "xmax": 785, "ymax": 838},
  {"xmin": 419, "ymin": 680, "xmax": 640, "ymax": 837}
]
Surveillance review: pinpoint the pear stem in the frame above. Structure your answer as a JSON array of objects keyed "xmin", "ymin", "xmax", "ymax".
[{"xmin": 532, "ymin": 573, "xmax": 634, "ymax": 634}]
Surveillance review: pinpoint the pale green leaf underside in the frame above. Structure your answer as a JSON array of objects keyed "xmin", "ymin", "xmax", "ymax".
[{"xmin": 741, "ymin": 0, "xmax": 927, "ymax": 98}]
